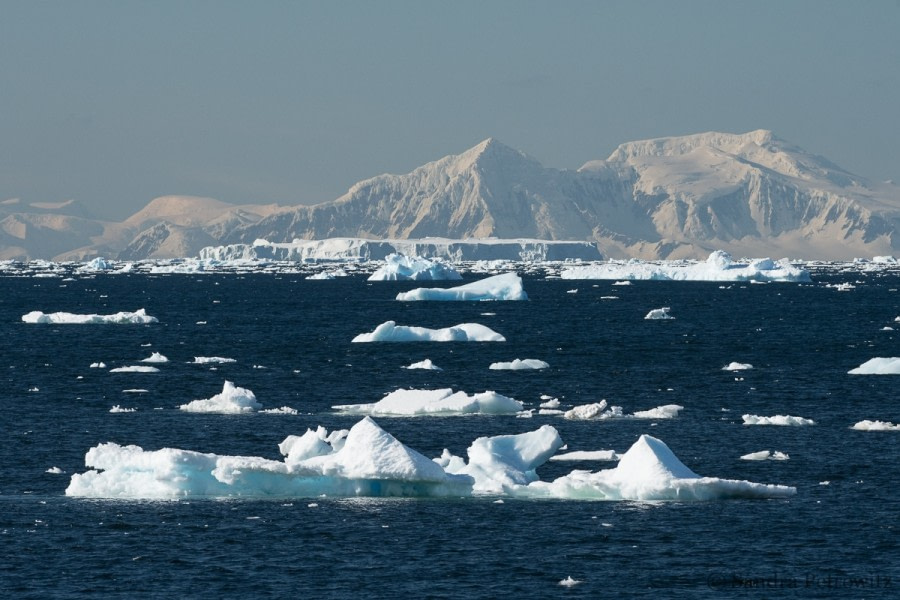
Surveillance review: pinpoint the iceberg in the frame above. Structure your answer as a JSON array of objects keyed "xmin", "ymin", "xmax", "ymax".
[
  {"xmin": 21, "ymin": 308, "xmax": 158, "ymax": 324},
  {"xmin": 723, "ymin": 362, "xmax": 753, "ymax": 371},
  {"xmin": 333, "ymin": 388, "xmax": 523, "ymax": 416},
  {"xmin": 563, "ymin": 401, "xmax": 681, "ymax": 420},
  {"xmin": 561, "ymin": 251, "xmax": 810, "ymax": 282},
  {"xmin": 489, "ymin": 359, "xmax": 549, "ymax": 371},
  {"xmin": 109, "ymin": 366, "xmax": 160, "ymax": 373},
  {"xmin": 740, "ymin": 450, "xmax": 789, "ymax": 461},
  {"xmin": 645, "ymin": 307, "xmax": 674, "ymax": 320},
  {"xmin": 66, "ymin": 417, "xmax": 472, "ymax": 499},
  {"xmin": 402, "ymin": 359, "xmax": 443, "ymax": 371},
  {"xmin": 395, "ymin": 272, "xmax": 527, "ymax": 301},
  {"xmin": 192, "ymin": 356, "xmax": 237, "ymax": 364},
  {"xmin": 140, "ymin": 352, "xmax": 169, "ymax": 363},
  {"xmin": 742, "ymin": 414, "xmax": 815, "ymax": 426},
  {"xmin": 851, "ymin": 420, "xmax": 900, "ymax": 431},
  {"xmin": 848, "ymin": 357, "xmax": 900, "ymax": 375},
  {"xmin": 549, "ymin": 450, "xmax": 618, "ymax": 462},
  {"xmin": 179, "ymin": 381, "xmax": 262, "ymax": 414},
  {"xmin": 368, "ymin": 254, "xmax": 462, "ymax": 281},
  {"xmin": 632, "ymin": 404, "xmax": 684, "ymax": 419},
  {"xmin": 109, "ymin": 405, "xmax": 137, "ymax": 413},
  {"xmin": 352, "ymin": 321, "xmax": 505, "ymax": 342}
]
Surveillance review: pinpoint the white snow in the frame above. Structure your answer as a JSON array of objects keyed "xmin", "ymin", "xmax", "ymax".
[
  {"xmin": 109, "ymin": 366, "xmax": 160, "ymax": 373},
  {"xmin": 489, "ymin": 358, "xmax": 549, "ymax": 370},
  {"xmin": 549, "ymin": 450, "xmax": 618, "ymax": 462},
  {"xmin": 851, "ymin": 420, "xmax": 900, "ymax": 431},
  {"xmin": 178, "ymin": 381, "xmax": 262, "ymax": 414},
  {"xmin": 110, "ymin": 405, "xmax": 137, "ymax": 413},
  {"xmin": 742, "ymin": 414, "xmax": 815, "ymax": 426},
  {"xmin": 740, "ymin": 450, "xmax": 790, "ymax": 461},
  {"xmin": 395, "ymin": 272, "xmax": 527, "ymax": 301},
  {"xmin": 848, "ymin": 357, "xmax": 900, "ymax": 375},
  {"xmin": 368, "ymin": 253, "xmax": 462, "ymax": 281},
  {"xmin": 403, "ymin": 359, "xmax": 443, "ymax": 371},
  {"xmin": 645, "ymin": 307, "xmax": 674, "ymax": 320},
  {"xmin": 333, "ymin": 388, "xmax": 523, "ymax": 416},
  {"xmin": 352, "ymin": 321, "xmax": 505, "ymax": 342},
  {"xmin": 723, "ymin": 362, "xmax": 753, "ymax": 371},
  {"xmin": 561, "ymin": 251, "xmax": 810, "ymax": 282},
  {"xmin": 140, "ymin": 352, "xmax": 169, "ymax": 363},
  {"xmin": 21, "ymin": 308, "xmax": 158, "ymax": 324},
  {"xmin": 191, "ymin": 356, "xmax": 237, "ymax": 364}
]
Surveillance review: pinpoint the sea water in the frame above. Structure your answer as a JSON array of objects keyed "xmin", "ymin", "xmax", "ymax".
[{"xmin": 1, "ymin": 268, "xmax": 897, "ymax": 597}]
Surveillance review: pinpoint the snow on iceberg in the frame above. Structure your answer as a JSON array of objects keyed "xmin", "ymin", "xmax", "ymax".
[
  {"xmin": 489, "ymin": 359, "xmax": 549, "ymax": 370},
  {"xmin": 742, "ymin": 414, "xmax": 815, "ymax": 426},
  {"xmin": 179, "ymin": 381, "xmax": 262, "ymax": 414},
  {"xmin": 352, "ymin": 321, "xmax": 505, "ymax": 342},
  {"xmin": 723, "ymin": 362, "xmax": 753, "ymax": 371},
  {"xmin": 851, "ymin": 420, "xmax": 900, "ymax": 431},
  {"xmin": 645, "ymin": 307, "xmax": 674, "ymax": 320},
  {"xmin": 21, "ymin": 308, "xmax": 158, "ymax": 324},
  {"xmin": 848, "ymin": 357, "xmax": 900, "ymax": 375},
  {"xmin": 560, "ymin": 251, "xmax": 810, "ymax": 282},
  {"xmin": 333, "ymin": 388, "xmax": 523, "ymax": 416},
  {"xmin": 395, "ymin": 272, "xmax": 527, "ymax": 301},
  {"xmin": 403, "ymin": 359, "xmax": 443, "ymax": 371},
  {"xmin": 368, "ymin": 254, "xmax": 462, "ymax": 281},
  {"xmin": 65, "ymin": 417, "xmax": 472, "ymax": 499}
]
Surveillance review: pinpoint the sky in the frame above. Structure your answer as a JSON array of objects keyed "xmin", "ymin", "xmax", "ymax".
[{"xmin": 1, "ymin": 0, "xmax": 898, "ymax": 221}]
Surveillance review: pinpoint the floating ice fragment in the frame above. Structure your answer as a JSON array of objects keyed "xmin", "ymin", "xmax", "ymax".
[
  {"xmin": 550, "ymin": 450, "xmax": 618, "ymax": 462},
  {"xmin": 260, "ymin": 406, "xmax": 299, "ymax": 415},
  {"xmin": 403, "ymin": 359, "xmax": 443, "ymax": 371},
  {"xmin": 89, "ymin": 362, "xmax": 107, "ymax": 369},
  {"xmin": 559, "ymin": 577, "xmax": 582, "ymax": 587},
  {"xmin": 333, "ymin": 388, "xmax": 523, "ymax": 416},
  {"xmin": 179, "ymin": 381, "xmax": 261, "ymax": 414},
  {"xmin": 22, "ymin": 308, "xmax": 158, "ymax": 324},
  {"xmin": 489, "ymin": 358, "xmax": 549, "ymax": 370},
  {"xmin": 109, "ymin": 366, "xmax": 160, "ymax": 373},
  {"xmin": 539, "ymin": 398, "xmax": 561, "ymax": 409},
  {"xmin": 46, "ymin": 467, "xmax": 64, "ymax": 475},
  {"xmin": 368, "ymin": 254, "xmax": 462, "ymax": 281},
  {"xmin": 645, "ymin": 307, "xmax": 673, "ymax": 320},
  {"xmin": 110, "ymin": 405, "xmax": 137, "ymax": 413},
  {"xmin": 140, "ymin": 352, "xmax": 169, "ymax": 363},
  {"xmin": 632, "ymin": 404, "xmax": 683, "ymax": 419},
  {"xmin": 396, "ymin": 272, "xmax": 527, "ymax": 301},
  {"xmin": 740, "ymin": 450, "xmax": 789, "ymax": 461},
  {"xmin": 851, "ymin": 420, "xmax": 900, "ymax": 431},
  {"xmin": 742, "ymin": 414, "xmax": 815, "ymax": 426},
  {"xmin": 722, "ymin": 362, "xmax": 753, "ymax": 371},
  {"xmin": 352, "ymin": 321, "xmax": 505, "ymax": 342},
  {"xmin": 848, "ymin": 357, "xmax": 900, "ymax": 375},
  {"xmin": 191, "ymin": 356, "xmax": 237, "ymax": 364}
]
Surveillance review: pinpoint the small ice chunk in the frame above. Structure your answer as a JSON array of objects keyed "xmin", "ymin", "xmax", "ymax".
[
  {"xmin": 179, "ymin": 381, "xmax": 261, "ymax": 414},
  {"xmin": 352, "ymin": 321, "xmax": 505, "ymax": 342},
  {"xmin": 742, "ymin": 414, "xmax": 815, "ymax": 426},
  {"xmin": 22, "ymin": 308, "xmax": 158, "ymax": 324},
  {"xmin": 140, "ymin": 352, "xmax": 169, "ymax": 363},
  {"xmin": 559, "ymin": 576, "xmax": 582, "ymax": 587},
  {"xmin": 192, "ymin": 356, "xmax": 237, "ymax": 364},
  {"xmin": 632, "ymin": 404, "xmax": 683, "ymax": 419},
  {"xmin": 848, "ymin": 357, "xmax": 900, "ymax": 375},
  {"xmin": 851, "ymin": 420, "xmax": 900, "ymax": 431},
  {"xmin": 46, "ymin": 467, "xmax": 65, "ymax": 474},
  {"xmin": 110, "ymin": 405, "xmax": 137, "ymax": 413},
  {"xmin": 333, "ymin": 388, "xmax": 523, "ymax": 416},
  {"xmin": 489, "ymin": 359, "xmax": 549, "ymax": 370},
  {"xmin": 539, "ymin": 398, "xmax": 561, "ymax": 409},
  {"xmin": 563, "ymin": 401, "xmax": 622, "ymax": 420},
  {"xmin": 645, "ymin": 307, "xmax": 673, "ymax": 320},
  {"xmin": 260, "ymin": 406, "xmax": 299, "ymax": 415},
  {"xmin": 722, "ymin": 362, "xmax": 753, "ymax": 371},
  {"xmin": 396, "ymin": 273, "xmax": 527, "ymax": 301},
  {"xmin": 740, "ymin": 450, "xmax": 789, "ymax": 461},
  {"xmin": 403, "ymin": 359, "xmax": 443, "ymax": 371},
  {"xmin": 109, "ymin": 366, "xmax": 160, "ymax": 373},
  {"xmin": 550, "ymin": 450, "xmax": 618, "ymax": 462},
  {"xmin": 89, "ymin": 362, "xmax": 107, "ymax": 369}
]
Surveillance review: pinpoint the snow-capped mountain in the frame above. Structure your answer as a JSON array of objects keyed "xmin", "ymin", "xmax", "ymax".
[{"xmin": 3, "ymin": 131, "xmax": 899, "ymax": 260}]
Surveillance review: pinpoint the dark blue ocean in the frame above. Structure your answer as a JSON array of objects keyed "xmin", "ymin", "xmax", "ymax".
[{"xmin": 1, "ymin": 267, "xmax": 898, "ymax": 598}]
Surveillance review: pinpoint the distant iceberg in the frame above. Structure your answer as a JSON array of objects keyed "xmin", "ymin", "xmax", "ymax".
[
  {"xmin": 740, "ymin": 450, "xmax": 789, "ymax": 461},
  {"xmin": 403, "ymin": 359, "xmax": 443, "ymax": 371},
  {"xmin": 396, "ymin": 273, "xmax": 527, "ymax": 301},
  {"xmin": 563, "ymin": 401, "xmax": 682, "ymax": 420},
  {"xmin": 368, "ymin": 254, "xmax": 462, "ymax": 281},
  {"xmin": 109, "ymin": 365, "xmax": 160, "ymax": 373},
  {"xmin": 352, "ymin": 321, "xmax": 505, "ymax": 342},
  {"xmin": 192, "ymin": 356, "xmax": 237, "ymax": 364},
  {"xmin": 21, "ymin": 308, "xmax": 158, "ymax": 324},
  {"xmin": 179, "ymin": 381, "xmax": 262, "ymax": 414},
  {"xmin": 851, "ymin": 420, "xmax": 900, "ymax": 431},
  {"xmin": 848, "ymin": 357, "xmax": 900, "ymax": 375},
  {"xmin": 561, "ymin": 251, "xmax": 810, "ymax": 282},
  {"xmin": 140, "ymin": 352, "xmax": 169, "ymax": 363},
  {"xmin": 489, "ymin": 359, "xmax": 549, "ymax": 371},
  {"xmin": 645, "ymin": 307, "xmax": 674, "ymax": 320},
  {"xmin": 742, "ymin": 414, "xmax": 815, "ymax": 426},
  {"xmin": 66, "ymin": 418, "xmax": 794, "ymax": 501},
  {"xmin": 333, "ymin": 388, "xmax": 523, "ymax": 416},
  {"xmin": 723, "ymin": 362, "xmax": 753, "ymax": 371}
]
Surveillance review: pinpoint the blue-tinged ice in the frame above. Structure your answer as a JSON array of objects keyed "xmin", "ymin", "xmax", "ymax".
[{"xmin": 368, "ymin": 253, "xmax": 462, "ymax": 281}]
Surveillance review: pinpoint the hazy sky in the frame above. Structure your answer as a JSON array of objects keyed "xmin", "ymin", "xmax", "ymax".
[{"xmin": 2, "ymin": 1, "xmax": 898, "ymax": 220}]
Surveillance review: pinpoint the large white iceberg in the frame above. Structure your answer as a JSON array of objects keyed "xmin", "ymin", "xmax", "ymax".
[
  {"xmin": 368, "ymin": 254, "xmax": 462, "ymax": 281},
  {"xmin": 396, "ymin": 273, "xmax": 527, "ymax": 301},
  {"xmin": 848, "ymin": 357, "xmax": 900, "ymax": 375},
  {"xmin": 21, "ymin": 308, "xmax": 158, "ymax": 324},
  {"xmin": 179, "ymin": 381, "xmax": 262, "ymax": 414},
  {"xmin": 352, "ymin": 321, "xmax": 505, "ymax": 342},
  {"xmin": 560, "ymin": 251, "xmax": 810, "ymax": 282},
  {"xmin": 333, "ymin": 388, "xmax": 523, "ymax": 416},
  {"xmin": 489, "ymin": 359, "xmax": 549, "ymax": 371},
  {"xmin": 66, "ymin": 417, "xmax": 472, "ymax": 499},
  {"xmin": 66, "ymin": 418, "xmax": 793, "ymax": 501}
]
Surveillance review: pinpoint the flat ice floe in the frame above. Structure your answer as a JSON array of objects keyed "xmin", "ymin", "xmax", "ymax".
[
  {"xmin": 21, "ymin": 308, "xmax": 158, "ymax": 324},
  {"xmin": 140, "ymin": 352, "xmax": 169, "ymax": 363},
  {"xmin": 848, "ymin": 357, "xmax": 900, "ymax": 375},
  {"xmin": 742, "ymin": 414, "xmax": 815, "ymax": 426},
  {"xmin": 109, "ymin": 366, "xmax": 160, "ymax": 373},
  {"xmin": 64, "ymin": 418, "xmax": 794, "ymax": 500},
  {"xmin": 395, "ymin": 272, "xmax": 527, "ymax": 301},
  {"xmin": 489, "ymin": 359, "xmax": 549, "ymax": 370},
  {"xmin": 333, "ymin": 388, "xmax": 523, "ymax": 416},
  {"xmin": 179, "ymin": 381, "xmax": 262, "ymax": 414},
  {"xmin": 723, "ymin": 362, "xmax": 753, "ymax": 371},
  {"xmin": 740, "ymin": 450, "xmax": 789, "ymax": 461},
  {"xmin": 192, "ymin": 356, "xmax": 237, "ymax": 364},
  {"xmin": 851, "ymin": 420, "xmax": 900, "ymax": 431},
  {"xmin": 563, "ymin": 400, "xmax": 683, "ymax": 420},
  {"xmin": 403, "ymin": 359, "xmax": 443, "ymax": 371},
  {"xmin": 352, "ymin": 321, "xmax": 505, "ymax": 342},
  {"xmin": 560, "ymin": 250, "xmax": 810, "ymax": 282},
  {"xmin": 549, "ymin": 450, "xmax": 618, "ymax": 462},
  {"xmin": 368, "ymin": 254, "xmax": 462, "ymax": 281}
]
